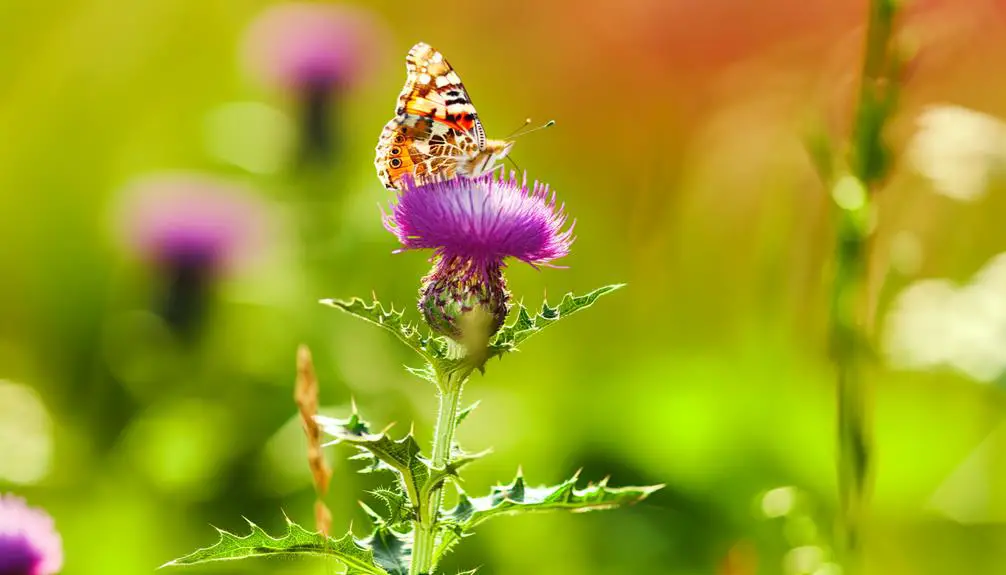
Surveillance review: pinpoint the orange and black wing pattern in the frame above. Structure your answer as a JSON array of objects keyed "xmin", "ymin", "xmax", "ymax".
[{"xmin": 375, "ymin": 42, "xmax": 487, "ymax": 190}]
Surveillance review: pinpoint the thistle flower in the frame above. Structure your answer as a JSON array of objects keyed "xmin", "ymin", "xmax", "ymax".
[
  {"xmin": 0, "ymin": 494, "xmax": 62, "ymax": 575},
  {"xmin": 242, "ymin": 2, "xmax": 387, "ymax": 164},
  {"xmin": 118, "ymin": 173, "xmax": 271, "ymax": 338},
  {"xmin": 383, "ymin": 172, "xmax": 574, "ymax": 342}
]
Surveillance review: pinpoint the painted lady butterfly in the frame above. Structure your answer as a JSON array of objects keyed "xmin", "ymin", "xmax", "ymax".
[{"xmin": 375, "ymin": 42, "xmax": 514, "ymax": 190}]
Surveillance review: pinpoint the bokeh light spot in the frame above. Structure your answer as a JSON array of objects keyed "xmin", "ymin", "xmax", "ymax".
[
  {"xmin": 908, "ymin": 104, "xmax": 1006, "ymax": 202},
  {"xmin": 784, "ymin": 545, "xmax": 823, "ymax": 575},
  {"xmin": 0, "ymin": 380, "xmax": 53, "ymax": 485},
  {"xmin": 761, "ymin": 486, "xmax": 796, "ymax": 518},
  {"xmin": 831, "ymin": 175, "xmax": 867, "ymax": 211},
  {"xmin": 884, "ymin": 253, "xmax": 1006, "ymax": 381}
]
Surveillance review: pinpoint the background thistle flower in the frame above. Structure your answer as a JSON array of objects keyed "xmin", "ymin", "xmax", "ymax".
[
  {"xmin": 383, "ymin": 172, "xmax": 574, "ymax": 343},
  {"xmin": 241, "ymin": 2, "xmax": 387, "ymax": 165},
  {"xmin": 117, "ymin": 172, "xmax": 271, "ymax": 339},
  {"xmin": 0, "ymin": 494, "xmax": 62, "ymax": 575}
]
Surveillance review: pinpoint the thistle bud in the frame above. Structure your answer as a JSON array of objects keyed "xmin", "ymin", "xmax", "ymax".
[{"xmin": 419, "ymin": 257, "xmax": 510, "ymax": 346}]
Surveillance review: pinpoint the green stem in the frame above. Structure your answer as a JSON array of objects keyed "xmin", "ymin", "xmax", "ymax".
[
  {"xmin": 830, "ymin": 0, "xmax": 899, "ymax": 570},
  {"xmin": 410, "ymin": 371, "xmax": 464, "ymax": 575},
  {"xmin": 830, "ymin": 202, "xmax": 871, "ymax": 571}
]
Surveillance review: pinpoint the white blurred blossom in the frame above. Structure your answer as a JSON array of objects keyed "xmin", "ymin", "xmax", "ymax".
[
  {"xmin": 884, "ymin": 253, "xmax": 1006, "ymax": 382},
  {"xmin": 908, "ymin": 105, "xmax": 1006, "ymax": 201}
]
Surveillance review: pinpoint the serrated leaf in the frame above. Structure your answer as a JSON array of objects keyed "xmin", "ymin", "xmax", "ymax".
[
  {"xmin": 316, "ymin": 413, "xmax": 431, "ymax": 523},
  {"xmin": 366, "ymin": 526, "xmax": 410, "ymax": 575},
  {"xmin": 423, "ymin": 448, "xmax": 492, "ymax": 498},
  {"xmin": 489, "ymin": 285, "xmax": 624, "ymax": 357},
  {"xmin": 369, "ymin": 487, "xmax": 412, "ymax": 529},
  {"xmin": 162, "ymin": 518, "xmax": 387, "ymax": 574},
  {"xmin": 435, "ymin": 469, "xmax": 662, "ymax": 561},
  {"xmin": 321, "ymin": 298, "xmax": 447, "ymax": 362}
]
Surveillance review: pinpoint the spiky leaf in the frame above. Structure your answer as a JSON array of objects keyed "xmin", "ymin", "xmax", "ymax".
[
  {"xmin": 489, "ymin": 285, "xmax": 624, "ymax": 357},
  {"xmin": 435, "ymin": 469, "xmax": 662, "ymax": 560},
  {"xmin": 321, "ymin": 298, "xmax": 448, "ymax": 362},
  {"xmin": 366, "ymin": 526, "xmax": 410, "ymax": 575},
  {"xmin": 162, "ymin": 518, "xmax": 387, "ymax": 574},
  {"xmin": 369, "ymin": 487, "xmax": 412, "ymax": 529},
  {"xmin": 423, "ymin": 448, "xmax": 492, "ymax": 498},
  {"xmin": 316, "ymin": 413, "xmax": 431, "ymax": 519}
]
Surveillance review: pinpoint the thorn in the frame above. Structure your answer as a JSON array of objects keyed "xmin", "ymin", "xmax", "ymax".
[
  {"xmin": 515, "ymin": 465, "xmax": 524, "ymax": 479},
  {"xmin": 409, "ymin": 420, "xmax": 416, "ymax": 436},
  {"xmin": 379, "ymin": 421, "xmax": 397, "ymax": 435},
  {"xmin": 358, "ymin": 500, "xmax": 382, "ymax": 519},
  {"xmin": 350, "ymin": 396, "xmax": 359, "ymax": 415}
]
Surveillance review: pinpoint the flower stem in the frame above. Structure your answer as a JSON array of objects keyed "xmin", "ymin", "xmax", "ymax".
[
  {"xmin": 829, "ymin": 0, "xmax": 900, "ymax": 571},
  {"xmin": 830, "ymin": 197, "xmax": 872, "ymax": 571},
  {"xmin": 411, "ymin": 371, "xmax": 464, "ymax": 575}
]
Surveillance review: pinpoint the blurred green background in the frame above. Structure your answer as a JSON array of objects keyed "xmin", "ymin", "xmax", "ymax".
[{"xmin": 4, "ymin": 0, "xmax": 1006, "ymax": 573}]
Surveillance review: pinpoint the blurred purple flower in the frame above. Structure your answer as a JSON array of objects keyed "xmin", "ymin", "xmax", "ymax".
[
  {"xmin": 120, "ymin": 173, "xmax": 269, "ymax": 273},
  {"xmin": 117, "ymin": 173, "xmax": 271, "ymax": 337},
  {"xmin": 241, "ymin": 3, "xmax": 387, "ymax": 165},
  {"xmin": 0, "ymin": 494, "xmax": 62, "ymax": 575},
  {"xmin": 242, "ymin": 2, "xmax": 384, "ymax": 92},
  {"xmin": 384, "ymin": 172, "xmax": 574, "ymax": 340}
]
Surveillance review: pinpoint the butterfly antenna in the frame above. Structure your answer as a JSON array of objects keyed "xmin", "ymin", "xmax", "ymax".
[
  {"xmin": 511, "ymin": 119, "xmax": 556, "ymax": 140},
  {"xmin": 504, "ymin": 118, "xmax": 532, "ymax": 139},
  {"xmin": 506, "ymin": 155, "xmax": 522, "ymax": 173}
]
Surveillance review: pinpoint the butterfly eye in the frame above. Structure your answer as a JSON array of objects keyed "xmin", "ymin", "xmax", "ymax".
[
  {"xmin": 394, "ymin": 135, "xmax": 406, "ymax": 144},
  {"xmin": 390, "ymin": 158, "xmax": 403, "ymax": 168},
  {"xmin": 391, "ymin": 147, "xmax": 401, "ymax": 155}
]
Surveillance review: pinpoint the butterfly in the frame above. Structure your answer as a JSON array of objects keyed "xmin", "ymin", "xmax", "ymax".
[{"xmin": 375, "ymin": 42, "xmax": 514, "ymax": 190}]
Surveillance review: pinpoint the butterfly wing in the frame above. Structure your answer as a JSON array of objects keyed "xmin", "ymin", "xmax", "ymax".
[
  {"xmin": 375, "ymin": 42, "xmax": 487, "ymax": 190},
  {"xmin": 376, "ymin": 115, "xmax": 465, "ymax": 188},
  {"xmin": 399, "ymin": 42, "xmax": 487, "ymax": 145}
]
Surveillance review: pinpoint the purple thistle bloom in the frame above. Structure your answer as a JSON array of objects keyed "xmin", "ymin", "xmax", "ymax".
[
  {"xmin": 0, "ymin": 494, "xmax": 62, "ymax": 575},
  {"xmin": 383, "ymin": 172, "xmax": 574, "ymax": 340},
  {"xmin": 117, "ymin": 172, "xmax": 271, "ymax": 337},
  {"xmin": 119, "ymin": 173, "xmax": 269, "ymax": 273},
  {"xmin": 241, "ymin": 2, "xmax": 385, "ymax": 92},
  {"xmin": 384, "ymin": 172, "xmax": 573, "ymax": 266},
  {"xmin": 241, "ymin": 3, "xmax": 387, "ymax": 164}
]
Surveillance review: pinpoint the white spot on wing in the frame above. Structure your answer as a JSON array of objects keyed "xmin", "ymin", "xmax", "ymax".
[
  {"xmin": 445, "ymin": 72, "xmax": 461, "ymax": 84},
  {"xmin": 417, "ymin": 73, "xmax": 432, "ymax": 85},
  {"xmin": 435, "ymin": 75, "xmax": 451, "ymax": 87},
  {"xmin": 432, "ymin": 52, "xmax": 444, "ymax": 63}
]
